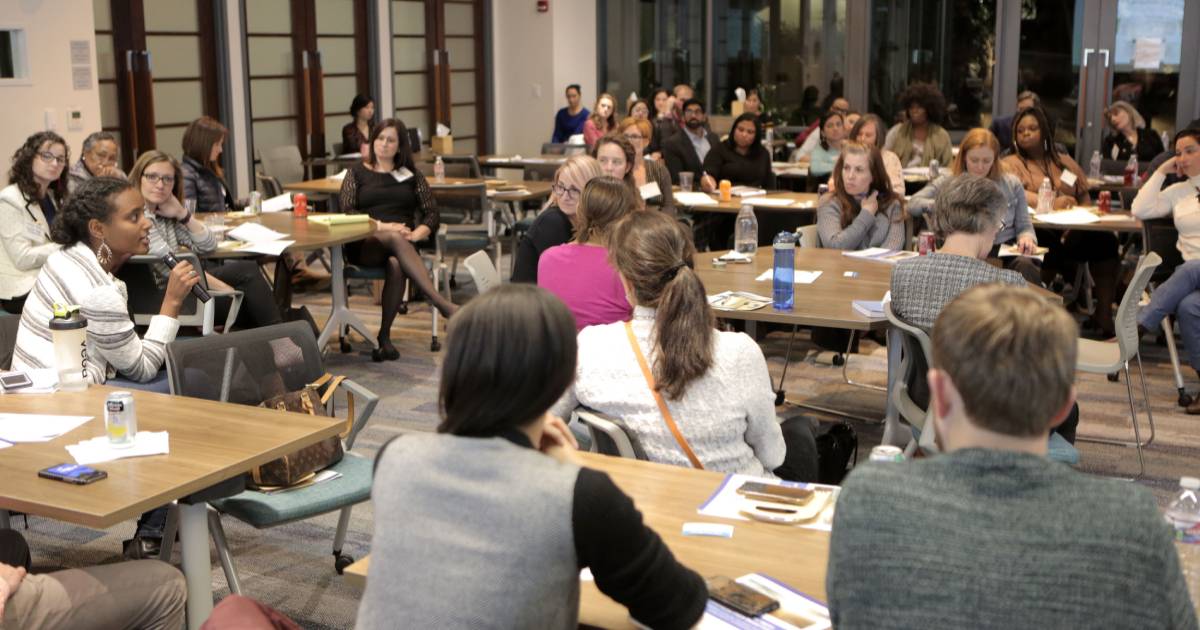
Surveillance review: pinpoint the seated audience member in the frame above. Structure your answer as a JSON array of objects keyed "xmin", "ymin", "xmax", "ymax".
[
  {"xmin": 551, "ymin": 84, "xmax": 589, "ymax": 144},
  {"xmin": 1103, "ymin": 100, "xmax": 1164, "ymax": 163},
  {"xmin": 592, "ymin": 135, "xmax": 641, "ymax": 204},
  {"xmin": 0, "ymin": 132, "xmax": 69, "ymax": 314},
  {"xmin": 808, "ymin": 110, "xmax": 846, "ymax": 178},
  {"xmin": 826, "ymin": 284, "xmax": 1193, "ymax": 628},
  {"xmin": 885, "ymin": 82, "xmax": 954, "ymax": 167},
  {"xmin": 1145, "ymin": 119, "xmax": 1200, "ymax": 188},
  {"xmin": 627, "ymin": 100, "xmax": 664, "ymax": 159},
  {"xmin": 817, "ymin": 142, "xmax": 906, "ymax": 250},
  {"xmin": 988, "ymin": 90, "xmax": 1039, "ymax": 153},
  {"xmin": 0, "ymin": 529, "xmax": 186, "ymax": 630},
  {"xmin": 842, "ymin": 110, "xmax": 862, "ymax": 132},
  {"xmin": 131, "ymin": 150, "xmax": 281, "ymax": 331},
  {"xmin": 651, "ymin": 88, "xmax": 678, "ymax": 154},
  {"xmin": 628, "ymin": 99, "xmax": 651, "ymax": 121},
  {"xmin": 180, "ymin": 116, "xmax": 244, "ymax": 213},
  {"xmin": 663, "ymin": 99, "xmax": 721, "ymax": 191},
  {"xmin": 1133, "ymin": 127, "xmax": 1200, "ymax": 409},
  {"xmin": 1002, "ymin": 106, "xmax": 1119, "ymax": 337},
  {"xmin": 342, "ymin": 94, "xmax": 375, "ymax": 156},
  {"xmin": 617, "ymin": 117, "xmax": 675, "ymax": 214},
  {"xmin": 357, "ymin": 283, "xmax": 707, "ymax": 629},
  {"xmin": 831, "ymin": 114, "xmax": 904, "ymax": 195},
  {"xmin": 703, "ymin": 112, "xmax": 775, "ymax": 189},
  {"xmin": 68, "ymin": 131, "xmax": 126, "ymax": 193},
  {"xmin": 511, "ymin": 155, "xmax": 605, "ymax": 283},
  {"xmin": 583, "ymin": 93, "xmax": 618, "ymax": 149},
  {"xmin": 790, "ymin": 97, "xmax": 850, "ymax": 161},
  {"xmin": 671, "ymin": 83, "xmax": 696, "ymax": 129},
  {"xmin": 890, "ymin": 174, "xmax": 1076, "ymax": 443},
  {"xmin": 553, "ymin": 211, "xmax": 817, "ymax": 481},
  {"xmin": 908, "ymin": 128, "xmax": 1041, "ymax": 283},
  {"xmin": 339, "ymin": 118, "xmax": 458, "ymax": 361},
  {"xmin": 538, "ymin": 177, "xmax": 636, "ymax": 330},
  {"xmin": 742, "ymin": 88, "xmax": 763, "ymax": 116}
]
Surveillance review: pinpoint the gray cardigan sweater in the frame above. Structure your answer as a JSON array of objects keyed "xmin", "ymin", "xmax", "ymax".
[{"xmin": 827, "ymin": 448, "xmax": 1197, "ymax": 629}]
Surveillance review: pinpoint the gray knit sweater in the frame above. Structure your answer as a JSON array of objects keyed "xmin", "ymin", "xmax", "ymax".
[{"xmin": 827, "ymin": 448, "xmax": 1197, "ymax": 629}]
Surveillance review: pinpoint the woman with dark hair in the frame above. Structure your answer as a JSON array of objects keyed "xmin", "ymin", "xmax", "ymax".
[
  {"xmin": 180, "ymin": 116, "xmax": 245, "ymax": 213},
  {"xmin": 839, "ymin": 114, "xmax": 904, "ymax": 195},
  {"xmin": 592, "ymin": 135, "xmax": 640, "ymax": 203},
  {"xmin": 650, "ymin": 88, "xmax": 678, "ymax": 153},
  {"xmin": 553, "ymin": 211, "xmax": 816, "ymax": 480},
  {"xmin": 339, "ymin": 118, "xmax": 458, "ymax": 361},
  {"xmin": 0, "ymin": 131, "xmax": 70, "ymax": 314},
  {"xmin": 809, "ymin": 110, "xmax": 846, "ymax": 177},
  {"xmin": 538, "ymin": 177, "xmax": 637, "ymax": 330},
  {"xmin": 702, "ymin": 112, "xmax": 775, "ymax": 189},
  {"xmin": 885, "ymin": 82, "xmax": 954, "ymax": 167},
  {"xmin": 817, "ymin": 142, "xmax": 907, "ymax": 250},
  {"xmin": 358, "ymin": 283, "xmax": 707, "ymax": 628},
  {"xmin": 1002, "ymin": 106, "xmax": 1118, "ymax": 337},
  {"xmin": 342, "ymin": 94, "xmax": 375, "ymax": 156}
]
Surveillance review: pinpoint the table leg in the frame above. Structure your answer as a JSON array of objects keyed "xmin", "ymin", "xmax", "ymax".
[
  {"xmin": 179, "ymin": 501, "xmax": 213, "ymax": 630},
  {"xmin": 317, "ymin": 245, "xmax": 378, "ymax": 350}
]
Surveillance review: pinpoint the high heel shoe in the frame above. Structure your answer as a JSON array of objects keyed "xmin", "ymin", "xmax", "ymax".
[{"xmin": 374, "ymin": 339, "xmax": 400, "ymax": 361}]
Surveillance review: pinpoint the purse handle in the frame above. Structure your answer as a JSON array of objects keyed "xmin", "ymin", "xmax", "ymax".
[{"xmin": 624, "ymin": 321, "xmax": 703, "ymax": 469}]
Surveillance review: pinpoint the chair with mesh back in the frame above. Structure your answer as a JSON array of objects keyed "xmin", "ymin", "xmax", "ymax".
[
  {"xmin": 255, "ymin": 172, "xmax": 283, "ymax": 197},
  {"xmin": 1140, "ymin": 217, "xmax": 1191, "ymax": 406},
  {"xmin": 440, "ymin": 155, "xmax": 482, "ymax": 179},
  {"xmin": 433, "ymin": 183, "xmax": 499, "ymax": 288},
  {"xmin": 258, "ymin": 146, "xmax": 307, "ymax": 184},
  {"xmin": 162, "ymin": 321, "xmax": 380, "ymax": 591},
  {"xmin": 0, "ymin": 314, "xmax": 18, "ymax": 370},
  {"xmin": 572, "ymin": 408, "xmax": 648, "ymax": 460}
]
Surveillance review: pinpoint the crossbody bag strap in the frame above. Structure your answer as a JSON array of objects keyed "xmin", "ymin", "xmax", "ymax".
[{"xmin": 624, "ymin": 321, "xmax": 703, "ymax": 469}]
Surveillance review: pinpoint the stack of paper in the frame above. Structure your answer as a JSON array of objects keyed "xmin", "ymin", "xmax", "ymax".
[
  {"xmin": 708, "ymin": 291, "xmax": 772, "ymax": 311},
  {"xmin": 66, "ymin": 431, "xmax": 170, "ymax": 465},
  {"xmin": 731, "ymin": 186, "xmax": 767, "ymax": 197},
  {"xmin": 1035, "ymin": 208, "xmax": 1101, "ymax": 225},
  {"xmin": 715, "ymin": 250, "xmax": 753, "ymax": 263},
  {"xmin": 675, "ymin": 192, "xmax": 719, "ymax": 206},
  {"xmin": 226, "ymin": 223, "xmax": 294, "ymax": 256},
  {"xmin": 852, "ymin": 299, "xmax": 886, "ymax": 319},
  {"xmin": 843, "ymin": 248, "xmax": 919, "ymax": 264},
  {"xmin": 701, "ymin": 573, "xmax": 831, "ymax": 629},
  {"xmin": 997, "ymin": 244, "xmax": 1048, "ymax": 261}
]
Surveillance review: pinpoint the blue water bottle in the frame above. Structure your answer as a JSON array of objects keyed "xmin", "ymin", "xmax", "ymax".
[{"xmin": 773, "ymin": 231, "xmax": 795, "ymax": 310}]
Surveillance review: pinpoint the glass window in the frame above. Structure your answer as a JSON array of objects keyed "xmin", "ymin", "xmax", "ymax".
[
  {"xmin": 868, "ymin": 0, "xmax": 996, "ymax": 131},
  {"xmin": 600, "ymin": 0, "xmax": 706, "ymax": 112},
  {"xmin": 1111, "ymin": 0, "xmax": 1184, "ymax": 138},
  {"xmin": 1017, "ymin": 0, "xmax": 1080, "ymax": 152}
]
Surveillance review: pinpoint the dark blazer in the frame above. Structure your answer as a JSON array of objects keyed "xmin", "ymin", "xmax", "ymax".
[{"xmin": 663, "ymin": 128, "xmax": 721, "ymax": 184}]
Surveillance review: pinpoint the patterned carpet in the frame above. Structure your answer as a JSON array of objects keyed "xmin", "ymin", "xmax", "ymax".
[{"xmin": 17, "ymin": 272, "xmax": 1200, "ymax": 628}]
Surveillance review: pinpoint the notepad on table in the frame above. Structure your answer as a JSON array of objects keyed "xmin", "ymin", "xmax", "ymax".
[
  {"xmin": 731, "ymin": 186, "xmax": 767, "ymax": 197},
  {"xmin": 842, "ymin": 248, "xmax": 919, "ymax": 264},
  {"xmin": 852, "ymin": 300, "xmax": 886, "ymax": 319},
  {"xmin": 675, "ymin": 192, "xmax": 719, "ymax": 206},
  {"xmin": 227, "ymin": 222, "xmax": 287, "ymax": 242},
  {"xmin": 307, "ymin": 213, "xmax": 371, "ymax": 225},
  {"xmin": 1035, "ymin": 208, "xmax": 1100, "ymax": 225}
]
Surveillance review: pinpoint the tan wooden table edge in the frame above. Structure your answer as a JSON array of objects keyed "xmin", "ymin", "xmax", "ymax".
[{"xmin": 197, "ymin": 212, "xmax": 375, "ymax": 258}]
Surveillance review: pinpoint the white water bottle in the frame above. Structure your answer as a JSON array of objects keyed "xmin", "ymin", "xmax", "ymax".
[
  {"xmin": 734, "ymin": 205, "xmax": 759, "ymax": 257},
  {"xmin": 1037, "ymin": 177, "xmax": 1054, "ymax": 213},
  {"xmin": 1088, "ymin": 150, "xmax": 1101, "ymax": 180},
  {"xmin": 433, "ymin": 155, "xmax": 445, "ymax": 182}
]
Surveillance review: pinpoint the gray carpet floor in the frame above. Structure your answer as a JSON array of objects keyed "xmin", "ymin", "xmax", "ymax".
[{"xmin": 16, "ymin": 273, "xmax": 1200, "ymax": 628}]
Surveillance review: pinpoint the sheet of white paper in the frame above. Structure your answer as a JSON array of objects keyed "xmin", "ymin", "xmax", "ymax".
[
  {"xmin": 1035, "ymin": 208, "xmax": 1100, "ymax": 225},
  {"xmin": 2, "ymin": 368, "xmax": 60, "ymax": 394},
  {"xmin": 716, "ymin": 250, "xmax": 752, "ymax": 262},
  {"xmin": 238, "ymin": 240, "xmax": 295, "ymax": 256},
  {"xmin": 260, "ymin": 192, "xmax": 293, "ymax": 213},
  {"xmin": 0, "ymin": 414, "xmax": 94, "ymax": 443},
  {"xmin": 731, "ymin": 187, "xmax": 766, "ymax": 197},
  {"xmin": 997, "ymin": 244, "xmax": 1046, "ymax": 262},
  {"xmin": 698, "ymin": 473, "xmax": 840, "ymax": 532},
  {"xmin": 675, "ymin": 192, "xmax": 719, "ymax": 206},
  {"xmin": 227, "ymin": 222, "xmax": 287, "ymax": 243},
  {"xmin": 747, "ymin": 197, "xmax": 798, "ymax": 208},
  {"xmin": 66, "ymin": 431, "xmax": 170, "ymax": 465},
  {"xmin": 698, "ymin": 573, "xmax": 831, "ymax": 629},
  {"xmin": 902, "ymin": 167, "xmax": 930, "ymax": 176},
  {"xmin": 639, "ymin": 181, "xmax": 662, "ymax": 200},
  {"xmin": 0, "ymin": 442, "xmax": 10, "ymax": 450},
  {"xmin": 755, "ymin": 269, "xmax": 822, "ymax": 284},
  {"xmin": 1133, "ymin": 37, "xmax": 1164, "ymax": 70},
  {"xmin": 327, "ymin": 170, "xmax": 347, "ymax": 181}
]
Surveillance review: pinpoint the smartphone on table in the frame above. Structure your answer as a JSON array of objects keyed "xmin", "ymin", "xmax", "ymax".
[
  {"xmin": 707, "ymin": 576, "xmax": 780, "ymax": 617},
  {"xmin": 38, "ymin": 463, "xmax": 107, "ymax": 485}
]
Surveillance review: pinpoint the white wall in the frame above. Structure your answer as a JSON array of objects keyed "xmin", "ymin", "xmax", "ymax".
[
  {"xmin": 492, "ymin": 0, "xmax": 597, "ymax": 156},
  {"xmin": 0, "ymin": 0, "xmax": 101, "ymax": 185}
]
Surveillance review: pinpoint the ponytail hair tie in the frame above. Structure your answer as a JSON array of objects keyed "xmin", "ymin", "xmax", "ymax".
[{"xmin": 663, "ymin": 262, "xmax": 687, "ymax": 281}]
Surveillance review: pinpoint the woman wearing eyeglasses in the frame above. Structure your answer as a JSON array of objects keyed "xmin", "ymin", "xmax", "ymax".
[
  {"xmin": 510, "ymin": 155, "xmax": 605, "ymax": 283},
  {"xmin": 130, "ymin": 150, "xmax": 281, "ymax": 331},
  {"xmin": 0, "ymin": 131, "xmax": 71, "ymax": 314},
  {"xmin": 616, "ymin": 117, "xmax": 675, "ymax": 215}
]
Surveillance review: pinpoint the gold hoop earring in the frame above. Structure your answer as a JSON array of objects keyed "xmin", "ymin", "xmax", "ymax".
[{"xmin": 96, "ymin": 240, "xmax": 113, "ymax": 266}]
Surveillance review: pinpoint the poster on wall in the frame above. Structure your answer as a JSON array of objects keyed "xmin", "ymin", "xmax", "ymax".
[{"xmin": 69, "ymin": 40, "xmax": 91, "ymax": 91}]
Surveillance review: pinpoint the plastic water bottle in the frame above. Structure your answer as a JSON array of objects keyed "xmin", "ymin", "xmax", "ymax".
[
  {"xmin": 772, "ymin": 231, "xmax": 795, "ymax": 311},
  {"xmin": 928, "ymin": 159, "xmax": 940, "ymax": 180},
  {"xmin": 1165, "ymin": 477, "xmax": 1200, "ymax": 608},
  {"xmin": 734, "ymin": 205, "xmax": 759, "ymax": 257},
  {"xmin": 1088, "ymin": 150, "xmax": 1102, "ymax": 180},
  {"xmin": 1124, "ymin": 153, "xmax": 1138, "ymax": 186},
  {"xmin": 433, "ymin": 155, "xmax": 446, "ymax": 182},
  {"xmin": 1037, "ymin": 177, "xmax": 1054, "ymax": 213},
  {"xmin": 1163, "ymin": 130, "xmax": 1172, "ymax": 152}
]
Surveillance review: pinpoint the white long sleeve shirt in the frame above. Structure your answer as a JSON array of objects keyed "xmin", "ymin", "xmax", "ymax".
[{"xmin": 1131, "ymin": 172, "xmax": 1200, "ymax": 261}]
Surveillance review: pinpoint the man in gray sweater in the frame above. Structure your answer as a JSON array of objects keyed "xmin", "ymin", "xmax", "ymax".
[{"xmin": 827, "ymin": 284, "xmax": 1197, "ymax": 629}]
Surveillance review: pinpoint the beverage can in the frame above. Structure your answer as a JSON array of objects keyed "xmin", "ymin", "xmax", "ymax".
[
  {"xmin": 918, "ymin": 231, "xmax": 936, "ymax": 255},
  {"xmin": 105, "ymin": 391, "xmax": 137, "ymax": 448},
  {"xmin": 250, "ymin": 191, "xmax": 263, "ymax": 215},
  {"xmin": 869, "ymin": 445, "xmax": 904, "ymax": 463},
  {"xmin": 293, "ymin": 193, "xmax": 308, "ymax": 218},
  {"xmin": 1098, "ymin": 190, "xmax": 1111, "ymax": 214}
]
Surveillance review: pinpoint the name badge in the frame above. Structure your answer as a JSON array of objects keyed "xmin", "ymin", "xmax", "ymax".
[
  {"xmin": 1059, "ymin": 170, "xmax": 1078, "ymax": 188},
  {"xmin": 640, "ymin": 182, "xmax": 662, "ymax": 200},
  {"xmin": 391, "ymin": 167, "xmax": 413, "ymax": 183}
]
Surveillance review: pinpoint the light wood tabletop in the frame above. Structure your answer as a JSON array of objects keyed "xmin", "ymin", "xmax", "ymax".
[
  {"xmin": 1031, "ymin": 210, "xmax": 1142, "ymax": 233},
  {"xmin": 201, "ymin": 211, "xmax": 375, "ymax": 258},
  {"xmin": 0, "ymin": 385, "xmax": 345, "ymax": 528},
  {"xmin": 342, "ymin": 451, "xmax": 830, "ymax": 628},
  {"xmin": 478, "ymin": 153, "xmax": 569, "ymax": 168},
  {"xmin": 674, "ymin": 191, "xmax": 821, "ymax": 214},
  {"xmin": 697, "ymin": 248, "xmax": 893, "ymax": 330},
  {"xmin": 282, "ymin": 176, "xmax": 553, "ymax": 203}
]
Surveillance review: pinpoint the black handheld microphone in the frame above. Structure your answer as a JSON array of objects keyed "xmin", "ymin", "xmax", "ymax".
[{"xmin": 160, "ymin": 251, "xmax": 212, "ymax": 303}]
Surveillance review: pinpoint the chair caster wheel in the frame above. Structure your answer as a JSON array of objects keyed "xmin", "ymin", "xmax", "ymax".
[
  {"xmin": 832, "ymin": 354, "xmax": 845, "ymax": 367},
  {"xmin": 397, "ymin": 302, "xmax": 408, "ymax": 315},
  {"xmin": 430, "ymin": 339, "xmax": 442, "ymax": 352},
  {"xmin": 1107, "ymin": 372, "xmax": 1119, "ymax": 382},
  {"xmin": 334, "ymin": 553, "xmax": 354, "ymax": 575},
  {"xmin": 1179, "ymin": 391, "xmax": 1193, "ymax": 407},
  {"xmin": 774, "ymin": 390, "xmax": 786, "ymax": 406},
  {"xmin": 339, "ymin": 339, "xmax": 352, "ymax": 354}
]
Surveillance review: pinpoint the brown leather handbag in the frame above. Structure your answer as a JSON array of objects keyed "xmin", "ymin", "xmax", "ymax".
[{"xmin": 250, "ymin": 374, "xmax": 353, "ymax": 489}]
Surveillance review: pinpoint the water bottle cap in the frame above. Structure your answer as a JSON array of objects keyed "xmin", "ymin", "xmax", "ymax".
[
  {"xmin": 1182, "ymin": 476, "xmax": 1200, "ymax": 490},
  {"xmin": 49, "ymin": 303, "xmax": 87, "ymax": 330},
  {"xmin": 773, "ymin": 231, "xmax": 796, "ymax": 245}
]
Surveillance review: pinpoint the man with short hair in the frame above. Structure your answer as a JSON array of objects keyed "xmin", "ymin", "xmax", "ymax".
[
  {"xmin": 827, "ymin": 284, "xmax": 1197, "ymax": 629},
  {"xmin": 551, "ymin": 84, "xmax": 589, "ymax": 144},
  {"xmin": 662, "ymin": 99, "xmax": 720, "ymax": 192},
  {"xmin": 68, "ymin": 131, "xmax": 126, "ymax": 193},
  {"xmin": 990, "ymin": 90, "xmax": 1039, "ymax": 152}
]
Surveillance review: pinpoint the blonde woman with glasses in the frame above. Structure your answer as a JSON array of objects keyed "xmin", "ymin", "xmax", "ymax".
[{"xmin": 511, "ymin": 155, "xmax": 605, "ymax": 283}]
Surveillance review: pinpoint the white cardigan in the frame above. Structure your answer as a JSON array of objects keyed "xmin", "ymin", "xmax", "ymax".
[{"xmin": 0, "ymin": 184, "xmax": 58, "ymax": 299}]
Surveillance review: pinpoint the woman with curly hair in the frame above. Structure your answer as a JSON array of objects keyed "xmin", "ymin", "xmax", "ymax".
[
  {"xmin": 885, "ymin": 82, "xmax": 954, "ymax": 168},
  {"xmin": 0, "ymin": 131, "xmax": 71, "ymax": 314}
]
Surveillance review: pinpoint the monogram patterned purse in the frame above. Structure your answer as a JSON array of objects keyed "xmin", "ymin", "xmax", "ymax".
[{"xmin": 250, "ymin": 373, "xmax": 353, "ymax": 489}]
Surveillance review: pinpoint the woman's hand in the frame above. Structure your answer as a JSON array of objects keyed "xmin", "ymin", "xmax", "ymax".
[
  {"xmin": 1017, "ymin": 233, "xmax": 1038, "ymax": 255},
  {"xmin": 861, "ymin": 190, "xmax": 880, "ymax": 215},
  {"xmin": 161, "ymin": 260, "xmax": 202, "ymax": 318},
  {"xmin": 155, "ymin": 195, "xmax": 190, "ymax": 221},
  {"xmin": 540, "ymin": 414, "xmax": 581, "ymax": 464},
  {"xmin": 0, "ymin": 563, "xmax": 27, "ymax": 621},
  {"xmin": 699, "ymin": 174, "xmax": 718, "ymax": 194},
  {"xmin": 407, "ymin": 225, "xmax": 430, "ymax": 242},
  {"xmin": 1052, "ymin": 195, "xmax": 1075, "ymax": 210},
  {"xmin": 1157, "ymin": 156, "xmax": 1178, "ymax": 178}
]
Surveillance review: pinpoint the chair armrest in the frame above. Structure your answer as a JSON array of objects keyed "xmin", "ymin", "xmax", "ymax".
[{"xmin": 330, "ymin": 377, "xmax": 380, "ymax": 450}]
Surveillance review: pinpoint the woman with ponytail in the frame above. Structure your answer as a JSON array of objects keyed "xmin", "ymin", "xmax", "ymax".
[{"xmin": 553, "ymin": 211, "xmax": 816, "ymax": 480}]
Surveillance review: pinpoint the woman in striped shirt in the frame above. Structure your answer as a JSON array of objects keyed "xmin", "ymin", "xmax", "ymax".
[{"xmin": 11, "ymin": 177, "xmax": 201, "ymax": 392}]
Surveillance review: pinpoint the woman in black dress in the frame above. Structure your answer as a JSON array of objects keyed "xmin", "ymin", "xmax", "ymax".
[{"xmin": 339, "ymin": 118, "xmax": 458, "ymax": 361}]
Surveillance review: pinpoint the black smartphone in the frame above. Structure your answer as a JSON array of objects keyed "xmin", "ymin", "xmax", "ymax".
[
  {"xmin": 38, "ymin": 463, "xmax": 108, "ymax": 485},
  {"xmin": 0, "ymin": 372, "xmax": 32, "ymax": 391},
  {"xmin": 707, "ymin": 576, "xmax": 780, "ymax": 617}
]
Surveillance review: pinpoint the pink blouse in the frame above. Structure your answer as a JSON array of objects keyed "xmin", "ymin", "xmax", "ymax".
[{"xmin": 537, "ymin": 243, "xmax": 631, "ymax": 330}]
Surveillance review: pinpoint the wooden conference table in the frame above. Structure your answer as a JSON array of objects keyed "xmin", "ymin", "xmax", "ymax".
[
  {"xmin": 282, "ymin": 176, "xmax": 554, "ymax": 205},
  {"xmin": 0, "ymin": 385, "xmax": 343, "ymax": 628},
  {"xmin": 342, "ymin": 451, "xmax": 830, "ymax": 628},
  {"xmin": 675, "ymin": 191, "xmax": 821, "ymax": 214},
  {"xmin": 1031, "ymin": 210, "xmax": 1142, "ymax": 233}
]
